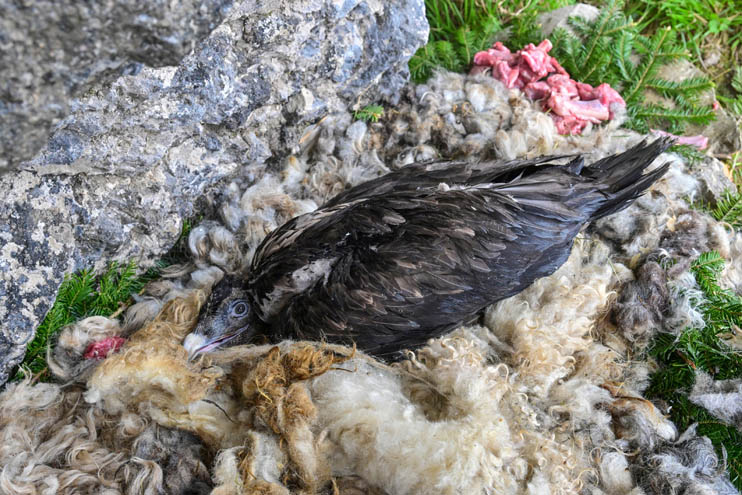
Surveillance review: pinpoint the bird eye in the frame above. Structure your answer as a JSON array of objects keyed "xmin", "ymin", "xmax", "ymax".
[{"xmin": 229, "ymin": 300, "xmax": 249, "ymax": 317}]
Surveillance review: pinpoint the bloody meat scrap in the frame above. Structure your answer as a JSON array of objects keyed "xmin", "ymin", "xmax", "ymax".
[
  {"xmin": 84, "ymin": 336, "xmax": 126, "ymax": 360},
  {"xmin": 472, "ymin": 40, "xmax": 625, "ymax": 135}
]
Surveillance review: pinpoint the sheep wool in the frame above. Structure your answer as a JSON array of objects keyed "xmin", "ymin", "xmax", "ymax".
[{"xmin": 1, "ymin": 68, "xmax": 739, "ymax": 495}]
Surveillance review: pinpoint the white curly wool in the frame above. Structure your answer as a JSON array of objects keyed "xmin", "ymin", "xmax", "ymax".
[
  {"xmin": 211, "ymin": 435, "xmax": 289, "ymax": 495},
  {"xmin": 0, "ymin": 377, "xmax": 192, "ymax": 495},
  {"xmin": 598, "ymin": 451, "xmax": 635, "ymax": 494},
  {"xmin": 690, "ymin": 371, "xmax": 742, "ymax": 430},
  {"xmin": 722, "ymin": 231, "xmax": 742, "ymax": 296},
  {"xmin": 485, "ymin": 238, "xmax": 615, "ymax": 397},
  {"xmin": 311, "ymin": 344, "xmax": 521, "ymax": 495}
]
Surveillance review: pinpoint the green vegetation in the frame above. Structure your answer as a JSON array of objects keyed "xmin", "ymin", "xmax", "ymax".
[
  {"xmin": 353, "ymin": 104, "xmax": 385, "ymax": 123},
  {"xmin": 410, "ymin": 0, "xmax": 718, "ymax": 134},
  {"xmin": 409, "ymin": 0, "xmax": 501, "ymax": 82},
  {"xmin": 548, "ymin": 1, "xmax": 715, "ymax": 133},
  {"xmin": 718, "ymin": 66, "xmax": 742, "ymax": 116},
  {"xmin": 689, "ymin": 188, "xmax": 742, "ymax": 232},
  {"xmin": 728, "ymin": 151, "xmax": 742, "ymax": 186},
  {"xmin": 647, "ymin": 252, "xmax": 742, "ymax": 490},
  {"xmin": 711, "ymin": 189, "xmax": 742, "ymax": 231},
  {"xmin": 12, "ymin": 217, "xmax": 197, "ymax": 382},
  {"xmin": 625, "ymin": 0, "xmax": 742, "ymax": 85},
  {"xmin": 668, "ymin": 144, "xmax": 707, "ymax": 166}
]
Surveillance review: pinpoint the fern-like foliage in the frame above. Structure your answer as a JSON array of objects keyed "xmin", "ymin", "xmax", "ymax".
[
  {"xmin": 354, "ymin": 104, "xmax": 385, "ymax": 123},
  {"xmin": 711, "ymin": 189, "xmax": 742, "ymax": 231},
  {"xmin": 410, "ymin": 0, "xmax": 502, "ymax": 83},
  {"xmin": 548, "ymin": 0, "xmax": 715, "ymax": 133},
  {"xmin": 669, "ymin": 144, "xmax": 706, "ymax": 166},
  {"xmin": 550, "ymin": 1, "xmax": 628, "ymax": 85},
  {"xmin": 647, "ymin": 252, "xmax": 742, "ymax": 490}
]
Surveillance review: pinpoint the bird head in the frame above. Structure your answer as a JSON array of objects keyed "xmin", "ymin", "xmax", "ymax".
[{"xmin": 184, "ymin": 275, "xmax": 253, "ymax": 360}]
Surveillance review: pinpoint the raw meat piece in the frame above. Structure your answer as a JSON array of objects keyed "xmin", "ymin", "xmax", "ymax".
[
  {"xmin": 84, "ymin": 336, "xmax": 126, "ymax": 360},
  {"xmin": 471, "ymin": 39, "xmax": 625, "ymax": 135},
  {"xmin": 651, "ymin": 129, "xmax": 708, "ymax": 150}
]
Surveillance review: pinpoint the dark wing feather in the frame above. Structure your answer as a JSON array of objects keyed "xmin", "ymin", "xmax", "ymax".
[
  {"xmin": 260, "ymin": 182, "xmax": 590, "ymax": 357},
  {"xmin": 252, "ymin": 139, "xmax": 670, "ymax": 357},
  {"xmin": 323, "ymin": 155, "xmax": 575, "ymax": 207}
]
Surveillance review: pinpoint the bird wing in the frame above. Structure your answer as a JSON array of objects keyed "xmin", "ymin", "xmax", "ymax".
[
  {"xmin": 255, "ymin": 180, "xmax": 589, "ymax": 356},
  {"xmin": 323, "ymin": 155, "xmax": 575, "ymax": 207},
  {"xmin": 252, "ymin": 139, "xmax": 669, "ymax": 357}
]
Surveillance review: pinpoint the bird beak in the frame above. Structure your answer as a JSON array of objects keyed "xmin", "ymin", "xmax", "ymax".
[{"xmin": 185, "ymin": 326, "xmax": 248, "ymax": 362}]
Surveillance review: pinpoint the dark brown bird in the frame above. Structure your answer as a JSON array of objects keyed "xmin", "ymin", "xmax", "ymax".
[{"xmin": 184, "ymin": 139, "xmax": 671, "ymax": 360}]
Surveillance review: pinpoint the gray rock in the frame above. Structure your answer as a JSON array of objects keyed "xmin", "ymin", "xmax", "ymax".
[
  {"xmin": 694, "ymin": 154, "xmax": 739, "ymax": 200},
  {"xmin": 0, "ymin": 0, "xmax": 428, "ymax": 384},
  {"xmin": 0, "ymin": 0, "xmax": 234, "ymax": 172},
  {"xmin": 537, "ymin": 3, "xmax": 599, "ymax": 37}
]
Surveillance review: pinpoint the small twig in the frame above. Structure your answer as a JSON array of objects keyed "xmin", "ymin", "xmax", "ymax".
[
  {"xmin": 109, "ymin": 301, "xmax": 129, "ymax": 319},
  {"xmin": 30, "ymin": 367, "xmax": 47, "ymax": 385},
  {"xmin": 201, "ymin": 399, "xmax": 237, "ymax": 424},
  {"xmin": 676, "ymin": 350, "xmax": 697, "ymax": 369}
]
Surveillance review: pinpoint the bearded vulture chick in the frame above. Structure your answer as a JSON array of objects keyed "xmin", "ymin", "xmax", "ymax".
[{"xmin": 184, "ymin": 139, "xmax": 671, "ymax": 360}]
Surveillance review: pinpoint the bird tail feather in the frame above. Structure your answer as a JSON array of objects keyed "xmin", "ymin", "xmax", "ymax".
[{"xmin": 584, "ymin": 138, "xmax": 673, "ymax": 221}]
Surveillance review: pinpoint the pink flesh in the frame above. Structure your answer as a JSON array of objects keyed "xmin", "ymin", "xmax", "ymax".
[
  {"xmin": 473, "ymin": 42, "xmax": 514, "ymax": 66},
  {"xmin": 471, "ymin": 39, "xmax": 625, "ymax": 134},
  {"xmin": 84, "ymin": 336, "xmax": 126, "ymax": 360},
  {"xmin": 495, "ymin": 61, "xmax": 520, "ymax": 88},
  {"xmin": 552, "ymin": 115, "xmax": 588, "ymax": 135},
  {"xmin": 547, "ymin": 74, "xmax": 578, "ymax": 98},
  {"xmin": 523, "ymin": 81, "xmax": 551, "ymax": 100},
  {"xmin": 651, "ymin": 129, "xmax": 709, "ymax": 150},
  {"xmin": 548, "ymin": 96, "xmax": 610, "ymax": 123}
]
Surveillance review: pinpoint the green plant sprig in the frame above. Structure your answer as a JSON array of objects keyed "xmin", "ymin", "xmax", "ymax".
[
  {"xmin": 410, "ymin": 0, "xmax": 502, "ymax": 83},
  {"xmin": 354, "ymin": 104, "xmax": 385, "ymax": 123},
  {"xmin": 647, "ymin": 251, "xmax": 742, "ymax": 490}
]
